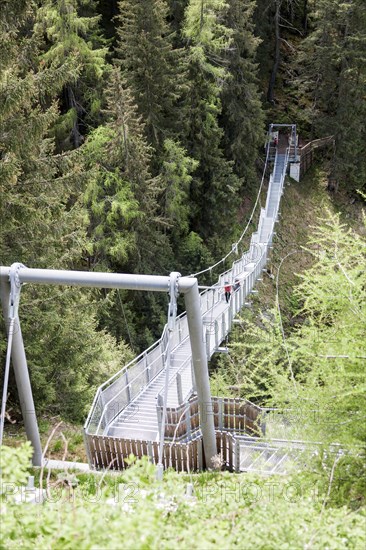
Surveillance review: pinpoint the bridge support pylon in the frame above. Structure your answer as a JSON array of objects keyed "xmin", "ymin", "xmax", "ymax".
[
  {"xmin": 0, "ymin": 269, "xmax": 43, "ymax": 466},
  {"xmin": 183, "ymin": 279, "xmax": 217, "ymax": 469}
]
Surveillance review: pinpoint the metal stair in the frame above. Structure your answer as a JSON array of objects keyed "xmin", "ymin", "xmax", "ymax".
[{"xmin": 85, "ymin": 150, "xmax": 290, "ymax": 448}]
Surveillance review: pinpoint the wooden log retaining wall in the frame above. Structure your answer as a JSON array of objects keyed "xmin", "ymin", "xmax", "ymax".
[
  {"xmin": 162, "ymin": 396, "xmax": 262, "ymax": 441},
  {"xmin": 299, "ymin": 136, "xmax": 334, "ymax": 179},
  {"xmin": 84, "ymin": 431, "xmax": 238, "ymax": 472}
]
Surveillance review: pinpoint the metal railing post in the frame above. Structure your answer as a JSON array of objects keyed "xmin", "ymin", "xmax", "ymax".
[
  {"xmin": 144, "ymin": 353, "xmax": 150, "ymax": 384},
  {"xmin": 156, "ymin": 394, "xmax": 163, "ymax": 435},
  {"xmin": 205, "ymin": 328, "xmax": 210, "ymax": 360},
  {"xmin": 185, "ymin": 406, "xmax": 191, "ymax": 440},
  {"xmin": 191, "ymin": 359, "xmax": 196, "ymax": 392},
  {"xmin": 125, "ymin": 371, "xmax": 131, "ymax": 403},
  {"xmin": 176, "ymin": 373, "xmax": 183, "ymax": 405},
  {"xmin": 235, "ymin": 438, "xmax": 240, "ymax": 473},
  {"xmin": 218, "ymin": 398, "xmax": 223, "ymax": 431}
]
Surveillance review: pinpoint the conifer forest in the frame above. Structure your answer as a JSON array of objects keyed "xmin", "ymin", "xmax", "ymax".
[{"xmin": 0, "ymin": 1, "xmax": 365, "ymax": 548}]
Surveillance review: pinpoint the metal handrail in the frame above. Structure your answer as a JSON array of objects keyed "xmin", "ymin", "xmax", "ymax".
[
  {"xmin": 155, "ymin": 354, "xmax": 192, "ymax": 405},
  {"xmin": 85, "ymin": 149, "xmax": 290, "ymax": 437},
  {"xmin": 161, "ymin": 240, "xmax": 268, "ymax": 407},
  {"xmin": 95, "ymin": 329, "xmax": 171, "ymax": 434},
  {"xmin": 84, "ymin": 309, "xmax": 189, "ymax": 431}
]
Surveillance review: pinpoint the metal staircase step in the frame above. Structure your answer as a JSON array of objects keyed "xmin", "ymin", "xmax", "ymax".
[{"xmin": 88, "ymin": 149, "xmax": 289, "ymax": 450}]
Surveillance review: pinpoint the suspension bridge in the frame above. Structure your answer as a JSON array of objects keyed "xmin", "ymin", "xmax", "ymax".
[{"xmin": 1, "ymin": 124, "xmax": 308, "ymax": 475}]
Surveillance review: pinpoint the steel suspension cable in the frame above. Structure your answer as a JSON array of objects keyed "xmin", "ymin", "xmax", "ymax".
[
  {"xmin": 0, "ymin": 264, "xmax": 24, "ymax": 445},
  {"xmin": 117, "ymin": 289, "xmax": 135, "ymax": 352},
  {"xmin": 0, "ymin": 317, "xmax": 15, "ymax": 445},
  {"xmin": 187, "ymin": 142, "xmax": 271, "ymax": 279},
  {"xmin": 156, "ymin": 272, "xmax": 180, "ymax": 480}
]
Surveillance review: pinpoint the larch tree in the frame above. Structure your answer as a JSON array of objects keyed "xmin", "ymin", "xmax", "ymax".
[{"xmin": 213, "ymin": 211, "xmax": 366, "ymax": 501}]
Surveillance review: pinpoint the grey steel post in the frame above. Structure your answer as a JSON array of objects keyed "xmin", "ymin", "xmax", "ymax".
[
  {"xmin": 125, "ymin": 371, "xmax": 131, "ymax": 403},
  {"xmin": 156, "ymin": 394, "xmax": 163, "ymax": 433},
  {"xmin": 183, "ymin": 280, "xmax": 217, "ymax": 469},
  {"xmin": 293, "ymin": 124, "xmax": 297, "ymax": 160},
  {"xmin": 235, "ymin": 438, "xmax": 241, "ymax": 473},
  {"xmin": 185, "ymin": 405, "xmax": 191, "ymax": 439},
  {"xmin": 0, "ymin": 265, "xmax": 218, "ymax": 471},
  {"xmin": 205, "ymin": 328, "xmax": 210, "ymax": 360},
  {"xmin": 0, "ymin": 273, "xmax": 43, "ymax": 466},
  {"xmin": 191, "ymin": 359, "xmax": 196, "ymax": 392},
  {"xmin": 176, "ymin": 373, "xmax": 183, "ymax": 405},
  {"xmin": 215, "ymin": 320, "xmax": 219, "ymax": 350}
]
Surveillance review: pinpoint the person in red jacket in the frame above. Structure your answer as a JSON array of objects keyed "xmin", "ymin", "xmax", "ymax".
[{"xmin": 224, "ymin": 281, "xmax": 231, "ymax": 303}]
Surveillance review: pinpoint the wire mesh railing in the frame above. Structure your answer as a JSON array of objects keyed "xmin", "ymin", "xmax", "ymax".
[{"xmin": 85, "ymin": 149, "xmax": 290, "ymax": 439}]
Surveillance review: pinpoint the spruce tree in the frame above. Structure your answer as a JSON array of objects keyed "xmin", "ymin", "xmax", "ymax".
[
  {"xmin": 182, "ymin": 0, "xmax": 241, "ymax": 249},
  {"xmin": 35, "ymin": 0, "xmax": 107, "ymax": 149},
  {"xmin": 0, "ymin": 2, "xmax": 129, "ymax": 421},
  {"xmin": 116, "ymin": 0, "xmax": 185, "ymax": 150},
  {"xmin": 167, "ymin": 0, "xmax": 190, "ymax": 45},
  {"xmin": 82, "ymin": 67, "xmax": 173, "ymax": 349},
  {"xmin": 297, "ymin": 0, "xmax": 366, "ymax": 192},
  {"xmin": 221, "ymin": 0, "xmax": 265, "ymax": 184},
  {"xmin": 83, "ymin": 67, "xmax": 169, "ymax": 271},
  {"xmin": 160, "ymin": 138, "xmax": 198, "ymax": 244}
]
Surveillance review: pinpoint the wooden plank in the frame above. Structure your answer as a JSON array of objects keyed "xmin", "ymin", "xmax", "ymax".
[
  {"xmin": 118, "ymin": 439, "xmax": 126, "ymax": 470},
  {"xmin": 112, "ymin": 438, "xmax": 120, "ymax": 469},
  {"xmin": 152, "ymin": 442, "xmax": 159, "ymax": 465},
  {"xmin": 91, "ymin": 436, "xmax": 99, "ymax": 469},
  {"xmin": 175, "ymin": 444, "xmax": 182, "ymax": 472}
]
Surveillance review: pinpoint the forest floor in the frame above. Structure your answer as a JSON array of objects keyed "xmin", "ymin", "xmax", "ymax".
[
  {"xmin": 250, "ymin": 159, "xmax": 365, "ymax": 315},
  {"xmin": 3, "ymin": 415, "xmax": 87, "ymax": 463}
]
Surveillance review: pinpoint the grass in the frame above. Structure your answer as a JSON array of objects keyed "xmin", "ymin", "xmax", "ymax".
[
  {"xmin": 248, "ymin": 162, "xmax": 354, "ymax": 319},
  {"xmin": 3, "ymin": 416, "xmax": 87, "ymax": 463}
]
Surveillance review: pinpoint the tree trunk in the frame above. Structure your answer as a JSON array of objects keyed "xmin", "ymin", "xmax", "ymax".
[
  {"xmin": 303, "ymin": 0, "xmax": 308, "ymax": 34},
  {"xmin": 67, "ymin": 85, "xmax": 83, "ymax": 149},
  {"xmin": 267, "ymin": 0, "xmax": 281, "ymax": 103}
]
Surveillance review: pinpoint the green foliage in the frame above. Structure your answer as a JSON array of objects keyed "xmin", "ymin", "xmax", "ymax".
[
  {"xmin": 215, "ymin": 211, "xmax": 366, "ymax": 502},
  {"xmin": 0, "ymin": 3, "xmax": 132, "ymax": 421},
  {"xmin": 184, "ymin": 0, "xmax": 233, "ymax": 51},
  {"xmin": 1, "ymin": 454, "xmax": 365, "ymax": 548},
  {"xmin": 35, "ymin": 0, "xmax": 108, "ymax": 149},
  {"xmin": 1, "ymin": 0, "xmax": 366, "ymax": 542},
  {"xmin": 160, "ymin": 139, "xmax": 198, "ymax": 237},
  {"xmin": 18, "ymin": 286, "xmax": 134, "ymax": 420},
  {"xmin": 116, "ymin": 0, "xmax": 186, "ymax": 149},
  {"xmin": 221, "ymin": 0, "xmax": 265, "ymax": 184},
  {"xmin": 83, "ymin": 68, "xmax": 171, "ymax": 274},
  {"xmin": 0, "ymin": 443, "xmax": 33, "ymax": 488},
  {"xmin": 175, "ymin": 231, "xmax": 214, "ymax": 276},
  {"xmin": 286, "ymin": 212, "xmax": 366, "ymax": 445},
  {"xmin": 296, "ymin": 0, "xmax": 366, "ymax": 192},
  {"xmin": 182, "ymin": 1, "xmax": 242, "ymax": 249},
  {"xmin": 83, "ymin": 127, "xmax": 141, "ymax": 265}
]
